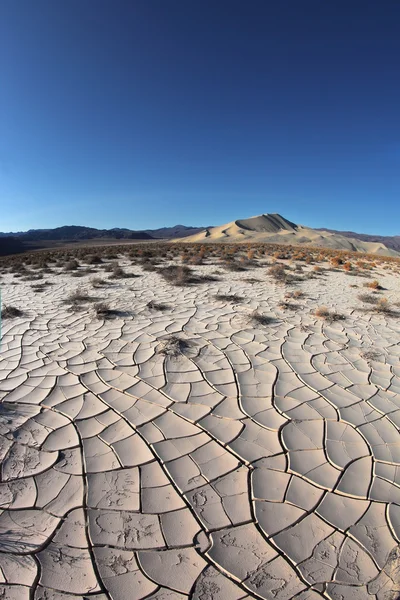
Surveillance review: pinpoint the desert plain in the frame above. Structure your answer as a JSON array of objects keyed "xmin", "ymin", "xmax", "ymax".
[{"xmin": 0, "ymin": 242, "xmax": 400, "ymax": 600}]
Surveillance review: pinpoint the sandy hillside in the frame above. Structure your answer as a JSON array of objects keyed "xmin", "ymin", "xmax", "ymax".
[
  {"xmin": 1, "ymin": 250, "xmax": 400, "ymax": 599},
  {"xmin": 181, "ymin": 213, "xmax": 399, "ymax": 256}
]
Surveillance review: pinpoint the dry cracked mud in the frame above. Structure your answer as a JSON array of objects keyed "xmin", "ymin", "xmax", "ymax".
[{"xmin": 1, "ymin": 255, "xmax": 400, "ymax": 599}]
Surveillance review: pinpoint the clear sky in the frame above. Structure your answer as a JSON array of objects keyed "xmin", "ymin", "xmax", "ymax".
[{"xmin": 1, "ymin": 0, "xmax": 399, "ymax": 234}]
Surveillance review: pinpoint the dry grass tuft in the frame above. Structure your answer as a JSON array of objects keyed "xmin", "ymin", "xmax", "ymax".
[
  {"xmin": 1, "ymin": 305, "xmax": 24, "ymax": 319},
  {"xmin": 157, "ymin": 336, "xmax": 191, "ymax": 357},
  {"xmin": 315, "ymin": 306, "xmax": 345, "ymax": 322},
  {"xmin": 147, "ymin": 301, "xmax": 171, "ymax": 311},
  {"xmin": 251, "ymin": 310, "xmax": 276, "ymax": 326},
  {"xmin": 214, "ymin": 294, "xmax": 243, "ymax": 303}
]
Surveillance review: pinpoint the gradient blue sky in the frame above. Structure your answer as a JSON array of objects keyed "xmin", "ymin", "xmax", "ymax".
[{"xmin": 1, "ymin": 0, "xmax": 399, "ymax": 234}]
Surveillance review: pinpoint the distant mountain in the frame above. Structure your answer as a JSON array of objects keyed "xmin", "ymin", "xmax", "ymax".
[
  {"xmin": 0, "ymin": 224, "xmax": 212, "ymax": 255},
  {"xmin": 0, "ymin": 224, "xmax": 207, "ymax": 242},
  {"xmin": 143, "ymin": 225, "xmax": 210, "ymax": 239},
  {"xmin": 181, "ymin": 213, "xmax": 399, "ymax": 257}
]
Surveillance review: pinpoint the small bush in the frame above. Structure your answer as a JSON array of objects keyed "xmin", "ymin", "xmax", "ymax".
[
  {"xmin": 147, "ymin": 301, "xmax": 170, "ymax": 311},
  {"xmin": 358, "ymin": 293, "xmax": 378, "ymax": 305},
  {"xmin": 91, "ymin": 277, "xmax": 108, "ymax": 288},
  {"xmin": 268, "ymin": 264, "xmax": 287, "ymax": 282},
  {"xmin": 315, "ymin": 306, "xmax": 345, "ymax": 322},
  {"xmin": 214, "ymin": 294, "xmax": 243, "ymax": 303},
  {"xmin": 1, "ymin": 305, "xmax": 24, "ymax": 319},
  {"xmin": 94, "ymin": 302, "xmax": 114, "ymax": 319},
  {"xmin": 251, "ymin": 310, "xmax": 275, "ymax": 326},
  {"xmin": 64, "ymin": 259, "xmax": 80, "ymax": 271},
  {"xmin": 157, "ymin": 336, "xmax": 191, "ymax": 357},
  {"xmin": 365, "ymin": 280, "xmax": 382, "ymax": 290}
]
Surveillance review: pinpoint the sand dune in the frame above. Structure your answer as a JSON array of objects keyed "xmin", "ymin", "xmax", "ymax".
[{"xmin": 181, "ymin": 213, "xmax": 399, "ymax": 256}]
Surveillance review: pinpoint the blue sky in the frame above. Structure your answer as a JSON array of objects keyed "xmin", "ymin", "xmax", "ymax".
[{"xmin": 1, "ymin": 0, "xmax": 399, "ymax": 234}]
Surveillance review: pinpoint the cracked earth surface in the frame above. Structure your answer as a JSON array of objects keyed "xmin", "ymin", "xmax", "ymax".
[{"xmin": 1, "ymin": 257, "xmax": 400, "ymax": 599}]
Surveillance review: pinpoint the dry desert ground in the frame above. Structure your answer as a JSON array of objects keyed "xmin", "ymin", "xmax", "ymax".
[{"xmin": 1, "ymin": 244, "xmax": 400, "ymax": 600}]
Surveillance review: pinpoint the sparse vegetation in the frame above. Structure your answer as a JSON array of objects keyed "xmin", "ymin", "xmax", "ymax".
[
  {"xmin": 157, "ymin": 336, "xmax": 191, "ymax": 357},
  {"xmin": 1, "ymin": 305, "xmax": 24, "ymax": 318},
  {"xmin": 147, "ymin": 300, "xmax": 171, "ymax": 311},
  {"xmin": 315, "ymin": 306, "xmax": 345, "ymax": 322},
  {"xmin": 214, "ymin": 293, "xmax": 243, "ymax": 302},
  {"xmin": 251, "ymin": 310, "xmax": 275, "ymax": 326}
]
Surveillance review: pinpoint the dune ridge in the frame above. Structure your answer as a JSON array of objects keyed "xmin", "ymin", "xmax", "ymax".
[{"xmin": 180, "ymin": 213, "xmax": 399, "ymax": 256}]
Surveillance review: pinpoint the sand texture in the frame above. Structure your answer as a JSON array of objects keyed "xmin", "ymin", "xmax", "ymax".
[{"xmin": 1, "ymin": 253, "xmax": 400, "ymax": 599}]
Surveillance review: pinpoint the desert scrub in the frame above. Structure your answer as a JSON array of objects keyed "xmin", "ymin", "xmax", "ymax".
[
  {"xmin": 91, "ymin": 277, "xmax": 109, "ymax": 288},
  {"xmin": 251, "ymin": 310, "xmax": 275, "ymax": 326},
  {"xmin": 158, "ymin": 265, "xmax": 194, "ymax": 285},
  {"xmin": 315, "ymin": 306, "xmax": 345, "ymax": 322},
  {"xmin": 268, "ymin": 264, "xmax": 288, "ymax": 283},
  {"xmin": 1, "ymin": 305, "xmax": 24, "ymax": 318},
  {"xmin": 365, "ymin": 280, "xmax": 382, "ymax": 290},
  {"xmin": 358, "ymin": 293, "xmax": 379, "ymax": 305},
  {"xmin": 64, "ymin": 290, "xmax": 95, "ymax": 304},
  {"xmin": 64, "ymin": 259, "xmax": 80, "ymax": 271},
  {"xmin": 157, "ymin": 336, "xmax": 191, "ymax": 357},
  {"xmin": 94, "ymin": 302, "xmax": 114, "ymax": 319},
  {"xmin": 214, "ymin": 293, "xmax": 243, "ymax": 303},
  {"xmin": 374, "ymin": 298, "xmax": 392, "ymax": 314},
  {"xmin": 147, "ymin": 300, "xmax": 171, "ymax": 311}
]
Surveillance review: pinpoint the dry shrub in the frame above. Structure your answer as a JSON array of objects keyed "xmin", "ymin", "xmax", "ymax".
[
  {"xmin": 268, "ymin": 264, "xmax": 288, "ymax": 283},
  {"xmin": 94, "ymin": 302, "xmax": 114, "ymax": 319},
  {"xmin": 251, "ymin": 310, "xmax": 275, "ymax": 326},
  {"xmin": 158, "ymin": 265, "xmax": 194, "ymax": 285},
  {"xmin": 365, "ymin": 280, "xmax": 382, "ymax": 290},
  {"xmin": 278, "ymin": 300, "xmax": 298, "ymax": 310},
  {"xmin": 358, "ymin": 293, "xmax": 379, "ymax": 304},
  {"xmin": 214, "ymin": 294, "xmax": 243, "ymax": 303},
  {"xmin": 91, "ymin": 277, "xmax": 108, "ymax": 288},
  {"xmin": 315, "ymin": 306, "xmax": 345, "ymax": 322},
  {"xmin": 285, "ymin": 290, "xmax": 304, "ymax": 299},
  {"xmin": 157, "ymin": 336, "xmax": 191, "ymax": 357},
  {"xmin": 1, "ymin": 305, "xmax": 24, "ymax": 318},
  {"xmin": 374, "ymin": 298, "xmax": 392, "ymax": 313},
  {"xmin": 85, "ymin": 254, "xmax": 103, "ymax": 265},
  {"xmin": 147, "ymin": 301, "xmax": 170, "ymax": 311},
  {"xmin": 64, "ymin": 259, "xmax": 80, "ymax": 271}
]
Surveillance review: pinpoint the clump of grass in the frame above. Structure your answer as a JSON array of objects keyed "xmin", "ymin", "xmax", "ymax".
[
  {"xmin": 251, "ymin": 310, "xmax": 275, "ymax": 326},
  {"xmin": 285, "ymin": 290, "xmax": 304, "ymax": 299},
  {"xmin": 365, "ymin": 280, "xmax": 383, "ymax": 290},
  {"xmin": 157, "ymin": 336, "xmax": 191, "ymax": 357},
  {"xmin": 158, "ymin": 265, "xmax": 194, "ymax": 286},
  {"xmin": 1, "ymin": 305, "xmax": 24, "ymax": 319},
  {"xmin": 64, "ymin": 290, "xmax": 94, "ymax": 304},
  {"xmin": 358, "ymin": 293, "xmax": 379, "ymax": 305},
  {"xmin": 374, "ymin": 298, "xmax": 392, "ymax": 314},
  {"xmin": 86, "ymin": 254, "xmax": 103, "ymax": 265},
  {"xmin": 278, "ymin": 300, "xmax": 298, "ymax": 310},
  {"xmin": 361, "ymin": 350, "xmax": 381, "ymax": 363},
  {"xmin": 268, "ymin": 264, "xmax": 288, "ymax": 283},
  {"xmin": 31, "ymin": 282, "xmax": 53, "ymax": 292},
  {"xmin": 64, "ymin": 259, "xmax": 80, "ymax": 271},
  {"xmin": 315, "ymin": 306, "xmax": 345, "ymax": 322},
  {"xmin": 147, "ymin": 300, "xmax": 171, "ymax": 311},
  {"xmin": 110, "ymin": 265, "xmax": 126, "ymax": 279},
  {"xmin": 94, "ymin": 302, "xmax": 114, "ymax": 319},
  {"xmin": 91, "ymin": 277, "xmax": 109, "ymax": 288},
  {"xmin": 214, "ymin": 293, "xmax": 243, "ymax": 303}
]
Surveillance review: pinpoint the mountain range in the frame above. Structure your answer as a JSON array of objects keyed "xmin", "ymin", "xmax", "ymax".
[{"xmin": 0, "ymin": 215, "xmax": 398, "ymax": 256}]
